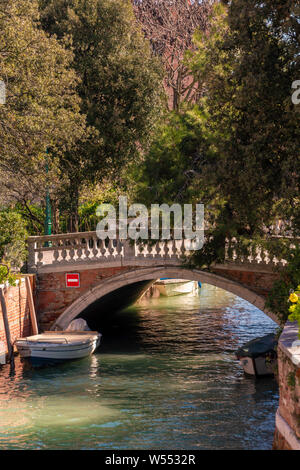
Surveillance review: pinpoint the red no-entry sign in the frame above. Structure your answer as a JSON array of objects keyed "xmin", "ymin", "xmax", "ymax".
[{"xmin": 66, "ymin": 273, "xmax": 80, "ymax": 288}]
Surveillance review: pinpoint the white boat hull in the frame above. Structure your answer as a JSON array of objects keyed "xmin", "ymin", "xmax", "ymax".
[
  {"xmin": 155, "ymin": 280, "xmax": 199, "ymax": 297},
  {"xmin": 15, "ymin": 331, "xmax": 101, "ymax": 363}
]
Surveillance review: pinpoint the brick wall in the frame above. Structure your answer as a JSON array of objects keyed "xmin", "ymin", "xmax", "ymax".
[
  {"xmin": 36, "ymin": 266, "xmax": 131, "ymax": 331},
  {"xmin": 36, "ymin": 265, "xmax": 279, "ymax": 331},
  {"xmin": 0, "ymin": 276, "xmax": 35, "ymax": 353},
  {"xmin": 273, "ymin": 323, "xmax": 300, "ymax": 450},
  {"xmin": 211, "ymin": 266, "xmax": 279, "ymax": 297}
]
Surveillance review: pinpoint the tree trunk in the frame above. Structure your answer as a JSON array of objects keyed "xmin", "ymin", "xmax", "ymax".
[{"xmin": 67, "ymin": 183, "xmax": 79, "ymax": 233}]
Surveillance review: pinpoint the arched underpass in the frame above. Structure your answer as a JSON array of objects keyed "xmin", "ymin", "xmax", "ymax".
[{"xmin": 52, "ymin": 267, "xmax": 279, "ymax": 331}]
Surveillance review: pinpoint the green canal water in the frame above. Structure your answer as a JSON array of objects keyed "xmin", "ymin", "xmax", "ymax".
[{"xmin": 0, "ymin": 284, "xmax": 279, "ymax": 450}]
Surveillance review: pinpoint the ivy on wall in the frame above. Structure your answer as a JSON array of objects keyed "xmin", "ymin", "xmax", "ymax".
[{"xmin": 266, "ymin": 247, "xmax": 300, "ymax": 326}]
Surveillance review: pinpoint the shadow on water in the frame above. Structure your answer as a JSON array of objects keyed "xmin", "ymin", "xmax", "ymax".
[{"xmin": 0, "ymin": 283, "xmax": 279, "ymax": 450}]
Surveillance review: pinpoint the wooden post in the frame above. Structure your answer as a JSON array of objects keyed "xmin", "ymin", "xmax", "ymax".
[
  {"xmin": 0, "ymin": 287, "xmax": 14, "ymax": 366},
  {"xmin": 25, "ymin": 277, "xmax": 38, "ymax": 336}
]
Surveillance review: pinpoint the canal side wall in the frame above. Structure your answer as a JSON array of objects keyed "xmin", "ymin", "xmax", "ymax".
[
  {"xmin": 273, "ymin": 322, "xmax": 300, "ymax": 450},
  {"xmin": 0, "ymin": 276, "xmax": 35, "ymax": 354}
]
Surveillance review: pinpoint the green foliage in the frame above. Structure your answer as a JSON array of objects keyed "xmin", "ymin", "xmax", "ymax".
[
  {"xmin": 14, "ymin": 202, "xmax": 45, "ymax": 235},
  {"xmin": 129, "ymin": 108, "xmax": 211, "ymax": 204},
  {"xmin": 288, "ymin": 285, "xmax": 300, "ymax": 338},
  {"xmin": 132, "ymin": 0, "xmax": 299, "ymax": 251},
  {"xmin": 0, "ymin": 210, "xmax": 28, "ymax": 268},
  {"xmin": 39, "ymin": 0, "xmax": 164, "ymax": 228},
  {"xmin": 0, "ymin": 0, "xmax": 86, "ymax": 202},
  {"xmin": 188, "ymin": 0, "xmax": 299, "ymax": 236},
  {"xmin": 0, "ymin": 265, "xmax": 19, "ymax": 286},
  {"xmin": 287, "ymin": 371, "xmax": 296, "ymax": 389},
  {"xmin": 266, "ymin": 247, "xmax": 300, "ymax": 325}
]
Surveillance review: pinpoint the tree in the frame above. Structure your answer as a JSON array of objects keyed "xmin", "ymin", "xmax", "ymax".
[
  {"xmin": 131, "ymin": 0, "xmax": 299, "ymax": 273},
  {"xmin": 39, "ymin": 0, "xmax": 164, "ymax": 231},
  {"xmin": 188, "ymin": 0, "xmax": 300, "ymax": 238},
  {"xmin": 0, "ymin": 210, "xmax": 28, "ymax": 268},
  {"xmin": 0, "ymin": 0, "xmax": 86, "ymax": 217},
  {"xmin": 132, "ymin": 0, "xmax": 214, "ymax": 111}
]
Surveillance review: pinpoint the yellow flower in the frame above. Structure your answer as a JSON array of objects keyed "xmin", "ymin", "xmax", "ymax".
[
  {"xmin": 289, "ymin": 304, "xmax": 297, "ymax": 313},
  {"xmin": 289, "ymin": 293, "xmax": 299, "ymax": 303}
]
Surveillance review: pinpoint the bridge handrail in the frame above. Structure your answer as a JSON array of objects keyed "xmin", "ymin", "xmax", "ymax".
[
  {"xmin": 27, "ymin": 231, "xmax": 299, "ymax": 273},
  {"xmin": 27, "ymin": 231, "xmax": 298, "ymax": 242}
]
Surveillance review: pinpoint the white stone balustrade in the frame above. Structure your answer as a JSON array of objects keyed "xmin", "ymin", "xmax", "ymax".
[{"xmin": 27, "ymin": 231, "xmax": 297, "ymax": 273}]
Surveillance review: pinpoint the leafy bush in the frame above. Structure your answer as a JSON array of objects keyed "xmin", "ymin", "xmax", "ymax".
[
  {"xmin": 0, "ymin": 265, "xmax": 18, "ymax": 286},
  {"xmin": 0, "ymin": 211, "xmax": 28, "ymax": 269},
  {"xmin": 266, "ymin": 247, "xmax": 300, "ymax": 325},
  {"xmin": 288, "ymin": 287, "xmax": 300, "ymax": 338}
]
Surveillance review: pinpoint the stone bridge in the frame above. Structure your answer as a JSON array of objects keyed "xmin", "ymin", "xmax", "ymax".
[{"xmin": 27, "ymin": 232, "xmax": 291, "ymax": 331}]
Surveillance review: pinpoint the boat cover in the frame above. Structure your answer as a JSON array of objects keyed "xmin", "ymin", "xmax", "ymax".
[{"xmin": 236, "ymin": 334, "xmax": 277, "ymax": 359}]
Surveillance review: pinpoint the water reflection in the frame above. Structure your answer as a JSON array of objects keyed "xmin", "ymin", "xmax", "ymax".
[{"xmin": 0, "ymin": 284, "xmax": 278, "ymax": 450}]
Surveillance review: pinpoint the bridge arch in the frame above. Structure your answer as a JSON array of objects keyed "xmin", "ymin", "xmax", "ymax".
[{"xmin": 51, "ymin": 266, "xmax": 279, "ymax": 330}]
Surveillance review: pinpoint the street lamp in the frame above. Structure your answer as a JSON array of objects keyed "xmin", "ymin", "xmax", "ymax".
[{"xmin": 44, "ymin": 148, "xmax": 52, "ymax": 247}]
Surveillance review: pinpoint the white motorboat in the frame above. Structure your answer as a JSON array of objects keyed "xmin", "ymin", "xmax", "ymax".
[
  {"xmin": 15, "ymin": 331, "xmax": 101, "ymax": 365},
  {"xmin": 235, "ymin": 334, "xmax": 277, "ymax": 377},
  {"xmin": 154, "ymin": 279, "xmax": 200, "ymax": 297}
]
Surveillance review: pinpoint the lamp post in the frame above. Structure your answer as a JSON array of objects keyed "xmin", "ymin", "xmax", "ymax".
[{"xmin": 44, "ymin": 148, "xmax": 52, "ymax": 244}]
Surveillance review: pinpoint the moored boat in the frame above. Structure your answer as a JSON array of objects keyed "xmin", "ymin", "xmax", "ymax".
[
  {"xmin": 235, "ymin": 333, "xmax": 277, "ymax": 377},
  {"xmin": 15, "ymin": 331, "xmax": 101, "ymax": 365},
  {"xmin": 154, "ymin": 278, "xmax": 199, "ymax": 297}
]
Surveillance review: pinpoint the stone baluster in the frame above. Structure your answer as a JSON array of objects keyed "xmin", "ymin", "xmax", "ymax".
[
  {"xmin": 99, "ymin": 239, "xmax": 107, "ymax": 258},
  {"xmin": 264, "ymin": 247, "xmax": 271, "ymax": 266},
  {"xmin": 169, "ymin": 239, "xmax": 177, "ymax": 260},
  {"xmin": 137, "ymin": 241, "xmax": 145, "ymax": 258},
  {"xmin": 150, "ymin": 242, "xmax": 157, "ymax": 258},
  {"xmin": 27, "ymin": 238, "xmax": 37, "ymax": 272},
  {"xmin": 76, "ymin": 237, "xmax": 83, "ymax": 261},
  {"xmin": 153, "ymin": 241, "xmax": 162, "ymax": 258},
  {"xmin": 53, "ymin": 239, "xmax": 60, "ymax": 263},
  {"xmin": 259, "ymin": 246, "xmax": 268, "ymax": 265},
  {"xmin": 83, "ymin": 237, "xmax": 91, "ymax": 260},
  {"xmin": 61, "ymin": 238, "xmax": 68, "ymax": 263},
  {"xmin": 37, "ymin": 239, "xmax": 44, "ymax": 266},
  {"xmin": 163, "ymin": 240, "xmax": 170, "ymax": 258},
  {"xmin": 123, "ymin": 239, "xmax": 136, "ymax": 261},
  {"xmin": 143, "ymin": 242, "xmax": 151, "ymax": 258},
  {"xmin": 175, "ymin": 239, "xmax": 183, "ymax": 259},
  {"xmin": 247, "ymin": 243, "xmax": 255, "ymax": 265},
  {"xmin": 69, "ymin": 237, "xmax": 76, "ymax": 262},
  {"xmin": 231, "ymin": 238, "xmax": 238, "ymax": 262},
  {"xmin": 179, "ymin": 239, "xmax": 186, "ymax": 258},
  {"xmin": 115, "ymin": 238, "xmax": 123, "ymax": 257},
  {"xmin": 224, "ymin": 238, "xmax": 229, "ymax": 262},
  {"xmin": 91, "ymin": 235, "xmax": 99, "ymax": 260}
]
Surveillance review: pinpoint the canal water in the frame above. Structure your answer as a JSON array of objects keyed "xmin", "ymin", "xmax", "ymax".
[{"xmin": 0, "ymin": 284, "xmax": 279, "ymax": 450}]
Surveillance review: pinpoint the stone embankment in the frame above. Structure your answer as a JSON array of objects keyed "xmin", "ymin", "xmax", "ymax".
[{"xmin": 273, "ymin": 322, "xmax": 300, "ymax": 450}]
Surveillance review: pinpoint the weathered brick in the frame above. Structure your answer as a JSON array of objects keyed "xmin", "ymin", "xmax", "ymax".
[{"xmin": 0, "ymin": 278, "xmax": 34, "ymax": 352}]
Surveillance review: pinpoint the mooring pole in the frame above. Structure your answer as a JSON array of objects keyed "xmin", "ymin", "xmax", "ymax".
[
  {"xmin": 25, "ymin": 277, "xmax": 38, "ymax": 335},
  {"xmin": 0, "ymin": 287, "xmax": 15, "ymax": 369}
]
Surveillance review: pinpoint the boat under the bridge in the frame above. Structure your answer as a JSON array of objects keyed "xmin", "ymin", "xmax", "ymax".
[{"xmin": 154, "ymin": 278, "xmax": 200, "ymax": 297}]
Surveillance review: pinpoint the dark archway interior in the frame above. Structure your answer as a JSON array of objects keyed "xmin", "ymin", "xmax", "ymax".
[{"xmin": 78, "ymin": 280, "xmax": 154, "ymax": 330}]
